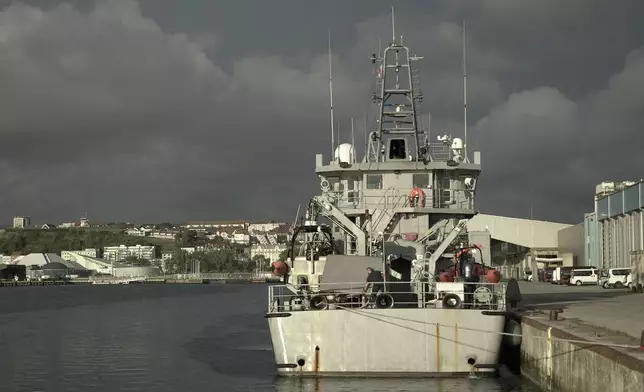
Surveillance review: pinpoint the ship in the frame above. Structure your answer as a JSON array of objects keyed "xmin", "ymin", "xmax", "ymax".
[{"xmin": 265, "ymin": 9, "xmax": 521, "ymax": 377}]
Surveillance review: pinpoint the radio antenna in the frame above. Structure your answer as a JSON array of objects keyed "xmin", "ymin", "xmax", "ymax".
[
  {"xmin": 462, "ymin": 20, "xmax": 468, "ymax": 163},
  {"xmin": 328, "ymin": 28, "xmax": 335, "ymax": 160}
]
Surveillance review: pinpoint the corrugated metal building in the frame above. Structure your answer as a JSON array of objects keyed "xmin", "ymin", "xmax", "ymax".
[
  {"xmin": 557, "ymin": 223, "xmax": 585, "ymax": 266},
  {"xmin": 590, "ymin": 180, "xmax": 644, "ymax": 268}
]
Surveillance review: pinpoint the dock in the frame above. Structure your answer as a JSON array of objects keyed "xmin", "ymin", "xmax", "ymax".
[
  {"xmin": 0, "ymin": 273, "xmax": 280, "ymax": 287},
  {"xmin": 519, "ymin": 282, "xmax": 644, "ymax": 392}
]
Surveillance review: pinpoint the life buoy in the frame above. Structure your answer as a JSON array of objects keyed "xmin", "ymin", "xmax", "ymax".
[
  {"xmin": 408, "ymin": 187, "xmax": 426, "ymax": 207},
  {"xmin": 442, "ymin": 293, "xmax": 462, "ymax": 309},
  {"xmin": 375, "ymin": 293, "xmax": 395, "ymax": 309},
  {"xmin": 320, "ymin": 179, "xmax": 331, "ymax": 192}
]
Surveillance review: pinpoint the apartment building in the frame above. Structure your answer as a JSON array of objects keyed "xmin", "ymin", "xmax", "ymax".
[
  {"xmin": 182, "ymin": 220, "xmax": 249, "ymax": 231},
  {"xmin": 61, "ymin": 249, "xmax": 99, "ymax": 261},
  {"xmin": 13, "ymin": 216, "xmax": 31, "ymax": 229},
  {"xmin": 250, "ymin": 244, "xmax": 288, "ymax": 263},
  {"xmin": 103, "ymin": 245, "xmax": 156, "ymax": 262},
  {"xmin": 248, "ymin": 222, "xmax": 286, "ymax": 233}
]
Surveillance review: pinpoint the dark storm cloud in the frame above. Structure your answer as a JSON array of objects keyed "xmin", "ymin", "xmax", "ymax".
[{"xmin": 1, "ymin": 0, "xmax": 643, "ymax": 224}]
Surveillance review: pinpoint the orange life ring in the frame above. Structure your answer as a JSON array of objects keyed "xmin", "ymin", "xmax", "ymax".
[{"xmin": 409, "ymin": 187, "xmax": 426, "ymax": 207}]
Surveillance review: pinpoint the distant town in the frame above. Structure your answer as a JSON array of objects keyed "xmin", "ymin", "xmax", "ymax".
[{"xmin": 3, "ymin": 215, "xmax": 292, "ymax": 278}]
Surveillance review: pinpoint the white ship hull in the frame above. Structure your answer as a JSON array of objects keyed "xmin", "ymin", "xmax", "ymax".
[{"xmin": 267, "ymin": 307, "xmax": 505, "ymax": 376}]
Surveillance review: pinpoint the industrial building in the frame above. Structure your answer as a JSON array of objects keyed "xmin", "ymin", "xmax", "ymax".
[
  {"xmin": 465, "ymin": 214, "xmax": 572, "ymax": 280},
  {"xmin": 585, "ymin": 180, "xmax": 644, "ymax": 269}
]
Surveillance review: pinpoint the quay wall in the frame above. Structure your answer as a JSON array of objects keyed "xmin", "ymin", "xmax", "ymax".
[{"xmin": 520, "ymin": 316, "xmax": 644, "ymax": 392}]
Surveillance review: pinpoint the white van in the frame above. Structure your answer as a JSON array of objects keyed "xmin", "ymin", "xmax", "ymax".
[
  {"xmin": 599, "ymin": 268, "xmax": 631, "ymax": 289},
  {"xmin": 569, "ymin": 268, "xmax": 598, "ymax": 286}
]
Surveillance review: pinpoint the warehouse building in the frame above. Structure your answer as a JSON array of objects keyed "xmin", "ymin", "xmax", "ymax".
[{"xmin": 585, "ymin": 180, "xmax": 644, "ymax": 269}]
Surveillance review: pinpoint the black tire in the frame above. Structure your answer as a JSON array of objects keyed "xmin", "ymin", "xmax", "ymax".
[
  {"xmin": 309, "ymin": 295, "xmax": 327, "ymax": 310},
  {"xmin": 375, "ymin": 293, "xmax": 394, "ymax": 309},
  {"xmin": 575, "ymin": 280, "xmax": 582, "ymax": 286},
  {"xmin": 614, "ymin": 281, "xmax": 623, "ymax": 289},
  {"xmin": 442, "ymin": 293, "xmax": 462, "ymax": 309}
]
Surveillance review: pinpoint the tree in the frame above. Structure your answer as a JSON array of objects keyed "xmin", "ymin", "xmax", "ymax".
[
  {"xmin": 175, "ymin": 230, "xmax": 198, "ymax": 248},
  {"xmin": 278, "ymin": 244, "xmax": 299, "ymax": 262},
  {"xmin": 252, "ymin": 254, "xmax": 270, "ymax": 272},
  {"xmin": 0, "ymin": 229, "xmax": 172, "ymax": 255},
  {"xmin": 209, "ymin": 235, "xmax": 227, "ymax": 249},
  {"xmin": 123, "ymin": 255, "xmax": 151, "ymax": 266}
]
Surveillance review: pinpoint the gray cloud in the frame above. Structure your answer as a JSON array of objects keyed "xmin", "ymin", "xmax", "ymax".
[{"xmin": 1, "ymin": 0, "xmax": 643, "ymax": 224}]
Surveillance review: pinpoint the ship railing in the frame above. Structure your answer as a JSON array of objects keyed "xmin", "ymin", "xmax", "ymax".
[
  {"xmin": 267, "ymin": 280, "xmax": 506, "ymax": 313},
  {"xmin": 428, "ymin": 144, "xmax": 452, "ymax": 161},
  {"xmin": 325, "ymin": 187, "xmax": 474, "ymax": 211}
]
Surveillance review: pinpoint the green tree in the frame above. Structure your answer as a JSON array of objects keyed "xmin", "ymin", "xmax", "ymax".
[
  {"xmin": 175, "ymin": 230, "xmax": 198, "ymax": 248},
  {"xmin": 0, "ymin": 229, "xmax": 173, "ymax": 255},
  {"xmin": 252, "ymin": 254, "xmax": 269, "ymax": 272}
]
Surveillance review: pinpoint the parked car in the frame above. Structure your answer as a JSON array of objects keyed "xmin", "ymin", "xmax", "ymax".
[
  {"xmin": 599, "ymin": 267, "xmax": 631, "ymax": 289},
  {"xmin": 569, "ymin": 268, "xmax": 599, "ymax": 286}
]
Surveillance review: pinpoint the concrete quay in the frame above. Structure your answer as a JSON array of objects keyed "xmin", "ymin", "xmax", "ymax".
[{"xmin": 518, "ymin": 281, "xmax": 644, "ymax": 392}]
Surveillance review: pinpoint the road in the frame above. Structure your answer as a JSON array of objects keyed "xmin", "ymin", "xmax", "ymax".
[
  {"xmin": 517, "ymin": 280, "xmax": 643, "ymax": 339},
  {"xmin": 517, "ymin": 280, "xmax": 632, "ymax": 308}
]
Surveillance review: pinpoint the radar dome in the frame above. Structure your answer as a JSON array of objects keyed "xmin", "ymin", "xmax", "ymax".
[{"xmin": 334, "ymin": 143, "xmax": 356, "ymax": 167}]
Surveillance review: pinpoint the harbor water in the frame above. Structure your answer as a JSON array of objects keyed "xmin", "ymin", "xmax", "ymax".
[{"xmin": 0, "ymin": 284, "xmax": 539, "ymax": 391}]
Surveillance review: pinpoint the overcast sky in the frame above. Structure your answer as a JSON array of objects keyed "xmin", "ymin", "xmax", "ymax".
[{"xmin": 1, "ymin": 0, "xmax": 643, "ymax": 225}]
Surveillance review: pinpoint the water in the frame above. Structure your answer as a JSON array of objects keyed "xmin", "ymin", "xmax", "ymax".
[{"xmin": 0, "ymin": 284, "xmax": 539, "ymax": 391}]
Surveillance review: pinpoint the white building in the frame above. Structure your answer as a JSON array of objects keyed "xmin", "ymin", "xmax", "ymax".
[
  {"xmin": 61, "ymin": 249, "xmax": 98, "ymax": 261},
  {"xmin": 183, "ymin": 220, "xmax": 249, "ymax": 231},
  {"xmin": 149, "ymin": 231, "xmax": 176, "ymax": 240},
  {"xmin": 250, "ymin": 244, "xmax": 288, "ymax": 263},
  {"xmin": 0, "ymin": 254, "xmax": 19, "ymax": 264},
  {"xmin": 103, "ymin": 245, "xmax": 156, "ymax": 261},
  {"xmin": 161, "ymin": 250, "xmax": 175, "ymax": 261},
  {"xmin": 180, "ymin": 246, "xmax": 206, "ymax": 254},
  {"xmin": 248, "ymin": 222, "xmax": 286, "ymax": 233},
  {"xmin": 13, "ymin": 216, "xmax": 31, "ymax": 228},
  {"xmin": 232, "ymin": 232, "xmax": 250, "ymax": 245},
  {"xmin": 126, "ymin": 228, "xmax": 151, "ymax": 237}
]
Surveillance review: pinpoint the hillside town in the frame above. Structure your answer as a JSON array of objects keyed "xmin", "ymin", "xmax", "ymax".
[{"xmin": 2, "ymin": 215, "xmax": 292, "ymax": 278}]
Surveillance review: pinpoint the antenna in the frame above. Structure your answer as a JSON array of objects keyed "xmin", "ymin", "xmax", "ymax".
[
  {"xmin": 427, "ymin": 113, "xmax": 431, "ymax": 145},
  {"xmin": 363, "ymin": 111, "xmax": 368, "ymax": 161},
  {"xmin": 328, "ymin": 28, "xmax": 335, "ymax": 160},
  {"xmin": 351, "ymin": 117, "xmax": 355, "ymax": 154},
  {"xmin": 292, "ymin": 204, "xmax": 301, "ymax": 232},
  {"xmin": 462, "ymin": 20, "xmax": 468, "ymax": 163},
  {"xmin": 391, "ymin": 7, "xmax": 396, "ymax": 43}
]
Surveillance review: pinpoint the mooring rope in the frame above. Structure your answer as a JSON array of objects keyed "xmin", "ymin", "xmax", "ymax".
[{"xmin": 321, "ymin": 301, "xmax": 643, "ymax": 350}]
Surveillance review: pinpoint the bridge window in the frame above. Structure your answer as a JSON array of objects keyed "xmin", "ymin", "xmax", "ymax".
[
  {"xmin": 366, "ymin": 174, "xmax": 382, "ymax": 189},
  {"xmin": 389, "ymin": 139, "xmax": 407, "ymax": 159},
  {"xmin": 412, "ymin": 174, "xmax": 429, "ymax": 188}
]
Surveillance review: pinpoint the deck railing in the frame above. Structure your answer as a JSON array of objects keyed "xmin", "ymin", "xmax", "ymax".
[
  {"xmin": 267, "ymin": 280, "xmax": 506, "ymax": 313},
  {"xmin": 325, "ymin": 187, "xmax": 475, "ymax": 211}
]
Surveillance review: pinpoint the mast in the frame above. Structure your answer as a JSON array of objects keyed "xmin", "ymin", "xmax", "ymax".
[
  {"xmin": 463, "ymin": 20, "xmax": 468, "ymax": 163},
  {"xmin": 391, "ymin": 6, "xmax": 396, "ymax": 43},
  {"xmin": 351, "ymin": 117, "xmax": 355, "ymax": 149},
  {"xmin": 328, "ymin": 29, "xmax": 335, "ymax": 160},
  {"xmin": 367, "ymin": 7, "xmax": 425, "ymax": 163}
]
